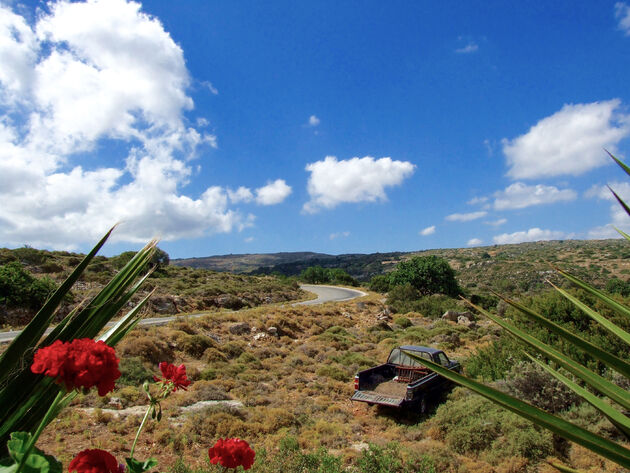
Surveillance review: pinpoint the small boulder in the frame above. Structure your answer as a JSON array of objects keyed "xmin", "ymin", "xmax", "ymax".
[
  {"xmin": 442, "ymin": 310, "xmax": 459, "ymax": 322},
  {"xmin": 229, "ymin": 322, "xmax": 251, "ymax": 335},
  {"xmin": 267, "ymin": 326, "xmax": 278, "ymax": 336},
  {"xmin": 253, "ymin": 332, "xmax": 267, "ymax": 341}
]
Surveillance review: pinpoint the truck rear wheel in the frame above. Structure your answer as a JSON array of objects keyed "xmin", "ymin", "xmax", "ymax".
[{"xmin": 419, "ymin": 396, "xmax": 427, "ymax": 414}]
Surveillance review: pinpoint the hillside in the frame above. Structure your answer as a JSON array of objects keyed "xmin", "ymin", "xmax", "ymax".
[
  {"xmin": 174, "ymin": 239, "xmax": 630, "ymax": 294},
  {"xmin": 0, "ymin": 247, "xmax": 304, "ymax": 327}
]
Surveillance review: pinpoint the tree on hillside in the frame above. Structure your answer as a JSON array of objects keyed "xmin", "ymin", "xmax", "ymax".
[{"xmin": 388, "ymin": 255, "xmax": 460, "ymax": 297}]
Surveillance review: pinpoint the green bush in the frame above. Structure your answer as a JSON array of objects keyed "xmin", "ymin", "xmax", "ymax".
[
  {"xmin": 0, "ymin": 262, "xmax": 58, "ymax": 310},
  {"xmin": 464, "ymin": 335, "xmax": 525, "ymax": 381},
  {"xmin": 388, "ymin": 255, "xmax": 460, "ymax": 297},
  {"xmin": 118, "ymin": 357, "xmax": 153, "ymax": 385},
  {"xmin": 430, "ymin": 389, "xmax": 553, "ymax": 462},
  {"xmin": 503, "ymin": 361, "xmax": 581, "ymax": 413},
  {"xmin": 394, "ymin": 316, "xmax": 412, "ymax": 328},
  {"xmin": 368, "ymin": 274, "xmax": 390, "ymax": 293}
]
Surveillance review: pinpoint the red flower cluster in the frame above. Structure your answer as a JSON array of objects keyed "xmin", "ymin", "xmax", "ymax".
[
  {"xmin": 31, "ymin": 338, "xmax": 121, "ymax": 396},
  {"xmin": 153, "ymin": 362, "xmax": 191, "ymax": 391},
  {"xmin": 68, "ymin": 449, "xmax": 123, "ymax": 473},
  {"xmin": 208, "ymin": 438, "xmax": 255, "ymax": 470}
]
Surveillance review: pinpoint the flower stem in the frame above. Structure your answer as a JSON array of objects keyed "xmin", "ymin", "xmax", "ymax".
[
  {"xmin": 15, "ymin": 389, "xmax": 66, "ymax": 473},
  {"xmin": 130, "ymin": 403, "xmax": 153, "ymax": 459}
]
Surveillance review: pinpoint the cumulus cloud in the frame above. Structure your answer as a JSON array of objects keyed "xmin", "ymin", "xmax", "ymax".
[
  {"xmin": 445, "ymin": 211, "xmax": 487, "ymax": 222},
  {"xmin": 493, "ymin": 182, "xmax": 577, "ymax": 210},
  {"xmin": 308, "ymin": 115, "xmax": 320, "ymax": 126},
  {"xmin": 419, "ymin": 225, "xmax": 435, "ymax": 236},
  {"xmin": 303, "ymin": 156, "xmax": 415, "ymax": 213},
  {"xmin": 228, "ymin": 186, "xmax": 254, "ymax": 204},
  {"xmin": 255, "ymin": 179, "xmax": 292, "ymax": 205},
  {"xmin": 502, "ymin": 100, "xmax": 630, "ymax": 179},
  {"xmin": 467, "ymin": 238, "xmax": 483, "ymax": 246},
  {"xmin": 493, "ymin": 228, "xmax": 568, "ymax": 244},
  {"xmin": 0, "ymin": 0, "xmax": 274, "ymax": 248},
  {"xmin": 586, "ymin": 181, "xmax": 630, "ymax": 238},
  {"xmin": 330, "ymin": 231, "xmax": 350, "ymax": 240},
  {"xmin": 615, "ymin": 2, "xmax": 630, "ymax": 35}
]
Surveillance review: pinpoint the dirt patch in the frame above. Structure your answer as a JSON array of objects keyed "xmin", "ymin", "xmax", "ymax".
[{"xmin": 372, "ymin": 380, "xmax": 408, "ymax": 398}]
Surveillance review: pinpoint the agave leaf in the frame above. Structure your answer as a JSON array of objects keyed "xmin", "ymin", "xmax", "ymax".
[
  {"xmin": 554, "ymin": 267, "xmax": 630, "ymax": 320},
  {"xmin": 606, "ymin": 150, "xmax": 630, "ymax": 178},
  {"xmin": 0, "ymin": 234, "xmax": 156, "ymax": 450},
  {"xmin": 546, "ymin": 461, "xmax": 587, "ymax": 473},
  {"xmin": 548, "ymin": 281, "xmax": 630, "ymax": 345},
  {"xmin": 525, "ymin": 354, "xmax": 630, "ymax": 439},
  {"xmin": 464, "ymin": 299, "xmax": 630, "ymax": 410},
  {"xmin": 100, "ymin": 290, "xmax": 155, "ymax": 345},
  {"xmin": 609, "ymin": 186, "xmax": 630, "ymax": 219},
  {"xmin": 496, "ymin": 292, "xmax": 630, "ymax": 379},
  {"xmin": 617, "ymin": 227, "xmax": 630, "ymax": 241},
  {"xmin": 0, "ymin": 226, "xmax": 116, "ymax": 386},
  {"xmin": 402, "ymin": 351, "xmax": 630, "ymax": 469}
]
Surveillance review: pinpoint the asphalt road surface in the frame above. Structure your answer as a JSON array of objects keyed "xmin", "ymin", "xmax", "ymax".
[{"xmin": 0, "ymin": 284, "xmax": 366, "ymax": 343}]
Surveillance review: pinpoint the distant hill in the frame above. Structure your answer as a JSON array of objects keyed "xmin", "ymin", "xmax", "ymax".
[
  {"xmin": 171, "ymin": 239, "xmax": 630, "ymax": 293},
  {"xmin": 171, "ymin": 252, "xmax": 330, "ymax": 273}
]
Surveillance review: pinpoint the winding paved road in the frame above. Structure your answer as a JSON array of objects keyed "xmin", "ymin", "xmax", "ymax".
[{"xmin": 0, "ymin": 284, "xmax": 366, "ymax": 343}]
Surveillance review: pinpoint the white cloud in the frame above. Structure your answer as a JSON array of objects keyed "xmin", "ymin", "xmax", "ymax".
[
  {"xmin": 455, "ymin": 42, "xmax": 478, "ymax": 54},
  {"xmin": 467, "ymin": 238, "xmax": 483, "ymax": 246},
  {"xmin": 484, "ymin": 218, "xmax": 507, "ymax": 227},
  {"xmin": 0, "ymin": 0, "xmax": 256, "ymax": 248},
  {"xmin": 502, "ymin": 100, "xmax": 630, "ymax": 179},
  {"xmin": 255, "ymin": 179, "xmax": 292, "ymax": 205},
  {"xmin": 586, "ymin": 181, "xmax": 630, "ymax": 238},
  {"xmin": 615, "ymin": 2, "xmax": 630, "ymax": 35},
  {"xmin": 330, "ymin": 231, "xmax": 350, "ymax": 240},
  {"xmin": 493, "ymin": 182, "xmax": 577, "ymax": 210},
  {"xmin": 228, "ymin": 186, "xmax": 254, "ymax": 204},
  {"xmin": 493, "ymin": 228, "xmax": 568, "ymax": 244},
  {"xmin": 467, "ymin": 196, "xmax": 488, "ymax": 205},
  {"xmin": 303, "ymin": 156, "xmax": 415, "ymax": 213},
  {"xmin": 419, "ymin": 225, "xmax": 435, "ymax": 236},
  {"xmin": 445, "ymin": 211, "xmax": 487, "ymax": 222},
  {"xmin": 244, "ymin": 236, "xmax": 254, "ymax": 243},
  {"xmin": 308, "ymin": 115, "xmax": 320, "ymax": 126},
  {"xmin": 201, "ymin": 81, "xmax": 218, "ymax": 95}
]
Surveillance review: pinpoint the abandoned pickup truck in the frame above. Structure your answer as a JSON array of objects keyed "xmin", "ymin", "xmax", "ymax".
[{"xmin": 351, "ymin": 345, "xmax": 460, "ymax": 411}]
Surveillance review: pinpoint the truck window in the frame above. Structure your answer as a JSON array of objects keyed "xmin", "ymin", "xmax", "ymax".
[
  {"xmin": 388, "ymin": 348, "xmax": 431, "ymax": 367},
  {"xmin": 436, "ymin": 352, "xmax": 450, "ymax": 367}
]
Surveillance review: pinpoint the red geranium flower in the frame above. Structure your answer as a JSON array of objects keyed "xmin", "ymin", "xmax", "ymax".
[
  {"xmin": 208, "ymin": 438, "xmax": 255, "ymax": 470},
  {"xmin": 68, "ymin": 449, "xmax": 123, "ymax": 473},
  {"xmin": 153, "ymin": 362, "xmax": 191, "ymax": 391},
  {"xmin": 31, "ymin": 338, "xmax": 120, "ymax": 396}
]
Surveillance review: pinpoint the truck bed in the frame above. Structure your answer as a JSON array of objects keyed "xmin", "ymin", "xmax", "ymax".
[{"xmin": 351, "ymin": 364, "xmax": 432, "ymax": 407}]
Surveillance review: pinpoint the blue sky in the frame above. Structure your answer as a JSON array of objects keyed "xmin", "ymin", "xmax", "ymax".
[{"xmin": 2, "ymin": 1, "xmax": 630, "ymax": 258}]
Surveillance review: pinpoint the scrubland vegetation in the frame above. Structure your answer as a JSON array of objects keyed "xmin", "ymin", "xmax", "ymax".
[{"xmin": 2, "ymin": 235, "xmax": 630, "ymax": 472}]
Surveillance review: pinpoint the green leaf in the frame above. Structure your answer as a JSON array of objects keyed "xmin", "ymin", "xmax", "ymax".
[
  {"xmin": 617, "ymin": 227, "xmax": 630, "ymax": 241},
  {"xmin": 606, "ymin": 150, "xmax": 630, "ymax": 178},
  {"xmin": 0, "ymin": 233, "xmax": 157, "ymax": 451},
  {"xmin": 4, "ymin": 432, "xmax": 62, "ymax": 473},
  {"xmin": 496, "ymin": 292, "xmax": 630, "ymax": 379},
  {"xmin": 0, "ymin": 226, "xmax": 116, "ymax": 386},
  {"xmin": 402, "ymin": 351, "xmax": 630, "ymax": 469},
  {"xmin": 546, "ymin": 461, "xmax": 587, "ymax": 473},
  {"xmin": 464, "ymin": 299, "xmax": 630, "ymax": 410},
  {"xmin": 125, "ymin": 457, "xmax": 158, "ymax": 473},
  {"xmin": 609, "ymin": 186, "xmax": 630, "ymax": 219}
]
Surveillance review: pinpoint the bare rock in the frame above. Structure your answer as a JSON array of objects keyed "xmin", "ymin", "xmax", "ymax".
[
  {"xmin": 108, "ymin": 397, "xmax": 123, "ymax": 410},
  {"xmin": 253, "ymin": 332, "xmax": 267, "ymax": 341},
  {"xmin": 229, "ymin": 322, "xmax": 251, "ymax": 335},
  {"xmin": 442, "ymin": 310, "xmax": 459, "ymax": 322},
  {"xmin": 267, "ymin": 326, "xmax": 278, "ymax": 336}
]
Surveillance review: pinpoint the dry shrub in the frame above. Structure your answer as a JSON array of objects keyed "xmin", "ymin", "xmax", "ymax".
[
  {"xmin": 203, "ymin": 347, "xmax": 227, "ymax": 362},
  {"xmin": 118, "ymin": 335, "xmax": 174, "ymax": 364},
  {"xmin": 182, "ymin": 380, "xmax": 231, "ymax": 404},
  {"xmin": 179, "ymin": 334, "xmax": 216, "ymax": 358},
  {"xmin": 92, "ymin": 408, "xmax": 113, "ymax": 425},
  {"xmin": 222, "ymin": 341, "xmax": 246, "ymax": 359}
]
